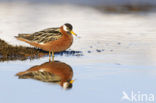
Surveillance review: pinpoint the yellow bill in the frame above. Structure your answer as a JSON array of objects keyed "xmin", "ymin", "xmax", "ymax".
[
  {"xmin": 70, "ymin": 30, "xmax": 77, "ymax": 36},
  {"xmin": 70, "ymin": 80, "xmax": 75, "ymax": 84}
]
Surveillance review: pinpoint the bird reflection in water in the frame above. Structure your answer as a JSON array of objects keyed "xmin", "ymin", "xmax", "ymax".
[{"xmin": 16, "ymin": 61, "xmax": 74, "ymax": 89}]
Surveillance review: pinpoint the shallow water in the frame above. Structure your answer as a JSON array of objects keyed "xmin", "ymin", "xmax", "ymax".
[
  {"xmin": 1, "ymin": 2, "xmax": 156, "ymax": 103},
  {"xmin": 1, "ymin": 55, "xmax": 156, "ymax": 103}
]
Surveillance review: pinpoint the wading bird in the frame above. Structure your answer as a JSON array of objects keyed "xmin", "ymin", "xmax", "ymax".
[{"xmin": 15, "ymin": 23, "xmax": 77, "ymax": 61}]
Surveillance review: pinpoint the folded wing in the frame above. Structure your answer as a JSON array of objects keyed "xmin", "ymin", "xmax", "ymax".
[{"xmin": 16, "ymin": 27, "xmax": 63, "ymax": 44}]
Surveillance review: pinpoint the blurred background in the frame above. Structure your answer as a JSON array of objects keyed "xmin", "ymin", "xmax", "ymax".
[
  {"xmin": 1, "ymin": 0, "xmax": 156, "ymax": 12},
  {"xmin": 1, "ymin": 0, "xmax": 156, "ymax": 6}
]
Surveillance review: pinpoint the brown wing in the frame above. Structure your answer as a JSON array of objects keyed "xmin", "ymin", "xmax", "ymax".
[{"xmin": 17, "ymin": 27, "xmax": 62, "ymax": 43}]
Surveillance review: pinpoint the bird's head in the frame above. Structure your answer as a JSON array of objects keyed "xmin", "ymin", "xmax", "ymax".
[
  {"xmin": 62, "ymin": 80, "xmax": 74, "ymax": 89},
  {"xmin": 63, "ymin": 23, "xmax": 77, "ymax": 36}
]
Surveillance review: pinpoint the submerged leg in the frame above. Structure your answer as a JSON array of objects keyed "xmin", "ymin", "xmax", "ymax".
[
  {"xmin": 49, "ymin": 51, "xmax": 51, "ymax": 61},
  {"xmin": 52, "ymin": 51, "xmax": 54, "ymax": 61}
]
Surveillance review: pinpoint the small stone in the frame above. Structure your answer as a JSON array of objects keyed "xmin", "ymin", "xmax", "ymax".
[
  {"xmin": 117, "ymin": 42, "xmax": 121, "ymax": 45},
  {"xmin": 115, "ymin": 63, "xmax": 120, "ymax": 65},
  {"xmin": 96, "ymin": 49, "xmax": 101, "ymax": 52},
  {"xmin": 88, "ymin": 51, "xmax": 91, "ymax": 53}
]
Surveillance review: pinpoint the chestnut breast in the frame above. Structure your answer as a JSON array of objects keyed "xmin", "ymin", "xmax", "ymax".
[{"xmin": 40, "ymin": 26, "xmax": 73, "ymax": 52}]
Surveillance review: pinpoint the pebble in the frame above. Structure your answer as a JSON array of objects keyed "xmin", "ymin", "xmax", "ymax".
[
  {"xmin": 88, "ymin": 51, "xmax": 91, "ymax": 53},
  {"xmin": 118, "ymin": 42, "xmax": 121, "ymax": 45},
  {"xmin": 96, "ymin": 49, "xmax": 101, "ymax": 52}
]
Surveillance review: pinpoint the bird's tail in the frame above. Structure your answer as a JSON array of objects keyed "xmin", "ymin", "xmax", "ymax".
[
  {"xmin": 16, "ymin": 71, "xmax": 27, "ymax": 76},
  {"xmin": 16, "ymin": 71, "xmax": 32, "ymax": 79}
]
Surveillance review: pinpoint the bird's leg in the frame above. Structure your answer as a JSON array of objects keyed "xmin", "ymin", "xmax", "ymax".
[
  {"xmin": 52, "ymin": 51, "xmax": 54, "ymax": 61},
  {"xmin": 49, "ymin": 51, "xmax": 51, "ymax": 62}
]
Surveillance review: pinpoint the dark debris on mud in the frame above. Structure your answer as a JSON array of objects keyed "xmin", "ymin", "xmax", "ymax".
[
  {"xmin": 0, "ymin": 39, "xmax": 46, "ymax": 61},
  {"xmin": 95, "ymin": 4, "xmax": 156, "ymax": 13},
  {"xmin": 0, "ymin": 39, "xmax": 83, "ymax": 62}
]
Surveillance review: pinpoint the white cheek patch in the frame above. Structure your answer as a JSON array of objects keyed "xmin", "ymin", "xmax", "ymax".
[{"xmin": 63, "ymin": 25, "xmax": 68, "ymax": 32}]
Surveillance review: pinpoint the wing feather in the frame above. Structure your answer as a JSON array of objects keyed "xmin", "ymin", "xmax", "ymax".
[{"xmin": 18, "ymin": 27, "xmax": 62, "ymax": 43}]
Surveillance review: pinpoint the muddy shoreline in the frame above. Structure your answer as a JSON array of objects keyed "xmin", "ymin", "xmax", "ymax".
[
  {"xmin": 94, "ymin": 4, "xmax": 156, "ymax": 13},
  {"xmin": 0, "ymin": 39, "xmax": 82, "ymax": 61}
]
